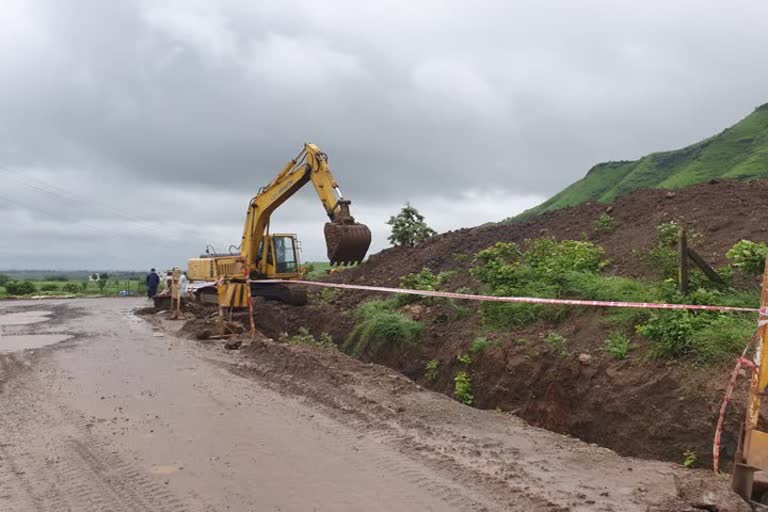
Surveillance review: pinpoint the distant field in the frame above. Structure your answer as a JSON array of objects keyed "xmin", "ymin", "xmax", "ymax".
[{"xmin": 0, "ymin": 277, "xmax": 147, "ymax": 298}]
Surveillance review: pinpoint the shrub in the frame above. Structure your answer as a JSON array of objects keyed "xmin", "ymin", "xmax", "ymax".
[
  {"xmin": 457, "ymin": 353, "xmax": 471, "ymax": 365},
  {"xmin": 656, "ymin": 221, "xmax": 681, "ymax": 247},
  {"xmin": 545, "ymin": 332, "xmax": 569, "ymax": 357},
  {"xmin": 39, "ymin": 283, "xmax": 60, "ymax": 291},
  {"xmin": 400, "ymin": 267, "xmax": 452, "ymax": 291},
  {"xmin": 425, "ymin": 359, "xmax": 439, "ymax": 381},
  {"xmin": 593, "ymin": 213, "xmax": 616, "ymax": 233},
  {"xmin": 726, "ymin": 240, "xmax": 768, "ymax": 275},
  {"xmin": 344, "ymin": 300, "xmax": 423, "ymax": 357},
  {"xmin": 470, "ymin": 336, "xmax": 489, "ymax": 354},
  {"xmin": 279, "ymin": 327, "xmax": 336, "ymax": 350},
  {"xmin": 604, "ymin": 332, "xmax": 631, "ymax": 360},
  {"xmin": 387, "ymin": 203, "xmax": 436, "ymax": 247},
  {"xmin": 524, "ymin": 238, "xmax": 606, "ymax": 279},
  {"xmin": 454, "ymin": 371, "xmax": 473, "ymax": 405},
  {"xmin": 635, "ymin": 246, "xmax": 678, "ymax": 279},
  {"xmin": 472, "ymin": 238, "xmax": 606, "ymax": 291},
  {"xmin": 636, "ymin": 311, "xmax": 704, "ymax": 359},
  {"xmin": 0, "ymin": 273, "xmax": 9, "ymax": 286},
  {"xmin": 63, "ymin": 283, "xmax": 82, "ymax": 294},
  {"xmin": 4, "ymin": 280, "xmax": 37, "ymax": 295}
]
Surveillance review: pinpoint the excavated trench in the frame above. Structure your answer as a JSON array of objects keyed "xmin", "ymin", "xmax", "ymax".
[{"xmin": 218, "ymin": 297, "xmax": 746, "ymax": 471}]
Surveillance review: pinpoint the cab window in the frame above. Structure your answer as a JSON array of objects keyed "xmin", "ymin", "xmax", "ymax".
[{"xmin": 273, "ymin": 236, "xmax": 297, "ymax": 273}]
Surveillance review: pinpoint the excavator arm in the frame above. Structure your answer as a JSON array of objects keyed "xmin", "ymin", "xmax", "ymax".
[{"xmin": 241, "ymin": 143, "xmax": 371, "ymax": 269}]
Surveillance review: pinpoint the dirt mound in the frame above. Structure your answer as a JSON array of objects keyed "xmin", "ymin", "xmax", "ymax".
[{"xmin": 330, "ymin": 178, "xmax": 768, "ymax": 288}]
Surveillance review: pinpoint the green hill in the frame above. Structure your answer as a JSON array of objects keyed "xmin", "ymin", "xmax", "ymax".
[{"xmin": 517, "ymin": 103, "xmax": 768, "ymax": 219}]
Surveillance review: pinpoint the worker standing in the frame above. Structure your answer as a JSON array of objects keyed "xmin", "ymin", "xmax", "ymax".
[
  {"xmin": 180, "ymin": 271, "xmax": 189, "ymax": 296},
  {"xmin": 146, "ymin": 268, "xmax": 160, "ymax": 299}
]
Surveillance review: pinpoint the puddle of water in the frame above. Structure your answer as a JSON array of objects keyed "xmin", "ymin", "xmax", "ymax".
[
  {"xmin": 0, "ymin": 334, "xmax": 72, "ymax": 353},
  {"xmin": 0, "ymin": 310, "xmax": 52, "ymax": 326}
]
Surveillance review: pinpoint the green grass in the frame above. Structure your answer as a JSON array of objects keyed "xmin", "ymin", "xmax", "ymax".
[
  {"xmin": 303, "ymin": 261, "xmax": 333, "ymax": 279},
  {"xmin": 343, "ymin": 299, "xmax": 424, "ymax": 357},
  {"xmin": 0, "ymin": 279, "xmax": 146, "ymax": 298},
  {"xmin": 515, "ymin": 103, "xmax": 768, "ymax": 220}
]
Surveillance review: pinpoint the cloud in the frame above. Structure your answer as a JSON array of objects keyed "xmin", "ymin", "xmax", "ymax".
[{"xmin": 0, "ymin": 0, "xmax": 767, "ymax": 269}]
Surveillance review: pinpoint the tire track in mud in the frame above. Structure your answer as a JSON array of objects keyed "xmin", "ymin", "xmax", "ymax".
[
  {"xmin": 220, "ymin": 354, "xmax": 561, "ymax": 512},
  {"xmin": 0, "ymin": 358, "xmax": 187, "ymax": 512}
]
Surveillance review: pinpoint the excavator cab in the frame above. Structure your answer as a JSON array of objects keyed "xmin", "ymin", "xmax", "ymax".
[{"xmin": 259, "ymin": 234, "xmax": 301, "ymax": 276}]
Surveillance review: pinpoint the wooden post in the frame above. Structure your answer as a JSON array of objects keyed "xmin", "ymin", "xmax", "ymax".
[{"xmin": 678, "ymin": 227, "xmax": 689, "ymax": 294}]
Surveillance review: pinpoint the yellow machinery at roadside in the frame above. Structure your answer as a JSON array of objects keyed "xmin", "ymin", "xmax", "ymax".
[{"xmin": 187, "ymin": 143, "xmax": 371, "ymax": 308}]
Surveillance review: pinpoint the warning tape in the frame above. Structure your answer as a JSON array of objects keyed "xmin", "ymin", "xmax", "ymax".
[
  {"xmin": 261, "ymin": 279, "xmax": 760, "ymax": 314},
  {"xmin": 713, "ymin": 331, "xmax": 758, "ymax": 474}
]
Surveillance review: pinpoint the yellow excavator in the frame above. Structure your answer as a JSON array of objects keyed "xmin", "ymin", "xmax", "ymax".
[{"xmin": 186, "ymin": 143, "xmax": 371, "ymax": 307}]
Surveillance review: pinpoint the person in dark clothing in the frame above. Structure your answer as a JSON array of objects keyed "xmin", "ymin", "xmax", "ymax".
[{"xmin": 146, "ymin": 268, "xmax": 160, "ymax": 299}]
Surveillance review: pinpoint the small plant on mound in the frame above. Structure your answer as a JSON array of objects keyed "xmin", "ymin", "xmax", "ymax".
[
  {"xmin": 454, "ymin": 371, "xmax": 473, "ymax": 405},
  {"xmin": 604, "ymin": 331, "xmax": 631, "ymax": 360},
  {"xmin": 425, "ymin": 359, "xmax": 440, "ymax": 382},
  {"xmin": 279, "ymin": 327, "xmax": 336, "ymax": 350},
  {"xmin": 4, "ymin": 280, "xmax": 37, "ymax": 295},
  {"xmin": 457, "ymin": 353, "xmax": 471, "ymax": 365},
  {"xmin": 344, "ymin": 300, "xmax": 423, "ymax": 357},
  {"xmin": 726, "ymin": 240, "xmax": 768, "ymax": 275},
  {"xmin": 470, "ymin": 336, "xmax": 490, "ymax": 354},
  {"xmin": 656, "ymin": 221, "xmax": 681, "ymax": 247},
  {"xmin": 398, "ymin": 267, "xmax": 454, "ymax": 305},
  {"xmin": 545, "ymin": 332, "xmax": 569, "ymax": 357},
  {"xmin": 683, "ymin": 450, "xmax": 697, "ymax": 468},
  {"xmin": 592, "ymin": 212, "xmax": 615, "ymax": 233}
]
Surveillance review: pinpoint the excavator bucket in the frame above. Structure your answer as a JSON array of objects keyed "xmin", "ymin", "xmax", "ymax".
[{"xmin": 324, "ymin": 222, "xmax": 371, "ymax": 265}]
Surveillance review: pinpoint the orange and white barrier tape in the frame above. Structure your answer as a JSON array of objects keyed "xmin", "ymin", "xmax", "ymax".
[
  {"xmin": 713, "ymin": 332, "xmax": 758, "ymax": 474},
  {"xmin": 262, "ymin": 279, "xmax": 760, "ymax": 313}
]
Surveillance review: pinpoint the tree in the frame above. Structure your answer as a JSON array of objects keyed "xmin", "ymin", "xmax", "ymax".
[
  {"xmin": 387, "ymin": 203, "xmax": 436, "ymax": 247},
  {"xmin": 0, "ymin": 273, "xmax": 9, "ymax": 286}
]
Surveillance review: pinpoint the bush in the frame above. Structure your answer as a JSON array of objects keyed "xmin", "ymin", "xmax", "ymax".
[
  {"xmin": 400, "ymin": 267, "xmax": 452, "ymax": 291},
  {"xmin": 454, "ymin": 371, "xmax": 473, "ymax": 405},
  {"xmin": 470, "ymin": 336, "xmax": 489, "ymax": 354},
  {"xmin": 279, "ymin": 327, "xmax": 336, "ymax": 350},
  {"xmin": 726, "ymin": 240, "xmax": 768, "ymax": 275},
  {"xmin": 457, "ymin": 353, "xmax": 471, "ymax": 365},
  {"xmin": 0, "ymin": 273, "xmax": 9, "ymax": 286},
  {"xmin": 425, "ymin": 359, "xmax": 439, "ymax": 381},
  {"xmin": 387, "ymin": 203, "xmax": 436, "ymax": 247},
  {"xmin": 4, "ymin": 280, "xmax": 37, "ymax": 295},
  {"xmin": 656, "ymin": 221, "xmax": 681, "ymax": 247},
  {"xmin": 344, "ymin": 300, "xmax": 423, "ymax": 357},
  {"xmin": 593, "ymin": 213, "xmax": 616, "ymax": 233},
  {"xmin": 39, "ymin": 283, "xmax": 60, "ymax": 292},
  {"xmin": 471, "ymin": 239, "xmax": 606, "ymax": 292},
  {"xmin": 63, "ymin": 283, "xmax": 82, "ymax": 294},
  {"xmin": 545, "ymin": 332, "xmax": 569, "ymax": 357},
  {"xmin": 604, "ymin": 332, "xmax": 631, "ymax": 360},
  {"xmin": 636, "ymin": 311, "xmax": 705, "ymax": 359}
]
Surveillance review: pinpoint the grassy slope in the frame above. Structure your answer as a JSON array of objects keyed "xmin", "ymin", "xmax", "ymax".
[{"xmin": 517, "ymin": 103, "xmax": 768, "ymax": 219}]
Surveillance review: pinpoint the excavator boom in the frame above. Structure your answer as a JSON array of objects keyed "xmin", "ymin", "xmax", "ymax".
[{"xmin": 241, "ymin": 143, "xmax": 371, "ymax": 269}]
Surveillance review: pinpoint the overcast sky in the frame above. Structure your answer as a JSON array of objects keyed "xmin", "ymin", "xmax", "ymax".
[{"xmin": 2, "ymin": 0, "xmax": 768, "ymax": 270}]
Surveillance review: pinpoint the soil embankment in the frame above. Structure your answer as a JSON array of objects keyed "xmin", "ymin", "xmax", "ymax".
[{"xmin": 252, "ymin": 179, "xmax": 768, "ymax": 468}]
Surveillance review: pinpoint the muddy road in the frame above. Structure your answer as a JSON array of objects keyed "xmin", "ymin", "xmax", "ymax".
[{"xmin": 0, "ymin": 298, "xmax": 749, "ymax": 511}]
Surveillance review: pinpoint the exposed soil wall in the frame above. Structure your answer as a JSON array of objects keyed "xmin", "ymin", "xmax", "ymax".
[{"xmin": 247, "ymin": 179, "xmax": 768, "ymax": 468}]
